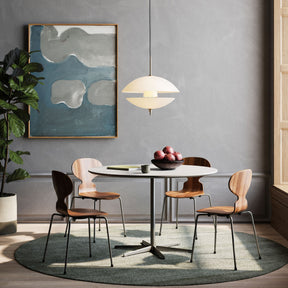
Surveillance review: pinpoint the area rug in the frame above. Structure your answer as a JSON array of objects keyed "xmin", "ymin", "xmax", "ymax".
[{"xmin": 15, "ymin": 224, "xmax": 288, "ymax": 286}]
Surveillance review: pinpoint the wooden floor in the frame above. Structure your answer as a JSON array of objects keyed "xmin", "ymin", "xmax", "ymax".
[{"xmin": 0, "ymin": 223, "xmax": 288, "ymax": 288}]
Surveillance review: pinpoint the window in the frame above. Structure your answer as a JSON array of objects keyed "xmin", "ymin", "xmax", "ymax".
[{"xmin": 274, "ymin": 0, "xmax": 288, "ymax": 186}]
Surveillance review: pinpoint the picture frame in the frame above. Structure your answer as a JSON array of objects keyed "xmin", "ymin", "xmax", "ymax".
[{"xmin": 28, "ymin": 24, "xmax": 118, "ymax": 138}]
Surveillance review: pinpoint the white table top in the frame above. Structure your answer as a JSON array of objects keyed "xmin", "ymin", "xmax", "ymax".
[{"xmin": 89, "ymin": 164, "xmax": 217, "ymax": 179}]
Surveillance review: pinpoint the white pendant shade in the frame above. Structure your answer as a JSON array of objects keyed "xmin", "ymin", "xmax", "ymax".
[
  {"xmin": 122, "ymin": 0, "xmax": 179, "ymax": 114},
  {"xmin": 122, "ymin": 76, "xmax": 179, "ymax": 94},
  {"xmin": 126, "ymin": 97, "xmax": 175, "ymax": 110},
  {"xmin": 123, "ymin": 75, "xmax": 178, "ymax": 114}
]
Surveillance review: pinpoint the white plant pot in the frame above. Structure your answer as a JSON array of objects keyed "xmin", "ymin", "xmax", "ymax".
[{"xmin": 0, "ymin": 193, "xmax": 17, "ymax": 235}]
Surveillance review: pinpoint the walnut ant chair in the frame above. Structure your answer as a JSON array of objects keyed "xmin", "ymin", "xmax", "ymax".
[
  {"xmin": 42, "ymin": 170, "xmax": 113, "ymax": 274},
  {"xmin": 190, "ymin": 169, "xmax": 261, "ymax": 270},
  {"xmin": 159, "ymin": 157, "xmax": 213, "ymax": 236},
  {"xmin": 71, "ymin": 158, "xmax": 126, "ymax": 241}
]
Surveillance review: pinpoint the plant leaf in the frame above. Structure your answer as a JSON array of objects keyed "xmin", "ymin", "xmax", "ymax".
[
  {"xmin": 16, "ymin": 151, "xmax": 30, "ymax": 156},
  {"xmin": 3, "ymin": 48, "xmax": 21, "ymax": 71},
  {"xmin": 0, "ymin": 118, "xmax": 7, "ymax": 139},
  {"xmin": 0, "ymin": 83, "xmax": 10, "ymax": 96},
  {"xmin": 0, "ymin": 99, "xmax": 17, "ymax": 110},
  {"xmin": 23, "ymin": 62, "xmax": 43, "ymax": 73},
  {"xmin": 6, "ymin": 168, "xmax": 30, "ymax": 183},
  {"xmin": 12, "ymin": 67, "xmax": 24, "ymax": 78},
  {"xmin": 0, "ymin": 139, "xmax": 8, "ymax": 160},
  {"xmin": 9, "ymin": 150, "xmax": 23, "ymax": 164},
  {"xmin": 9, "ymin": 78, "xmax": 20, "ymax": 90},
  {"xmin": 18, "ymin": 96, "xmax": 39, "ymax": 110},
  {"xmin": 0, "ymin": 139, "xmax": 12, "ymax": 147},
  {"xmin": 0, "ymin": 147, "xmax": 5, "ymax": 159},
  {"xmin": 8, "ymin": 113, "xmax": 25, "ymax": 137},
  {"xmin": 22, "ymin": 74, "xmax": 38, "ymax": 87},
  {"xmin": 22, "ymin": 86, "xmax": 39, "ymax": 99},
  {"xmin": 19, "ymin": 50, "xmax": 29, "ymax": 67},
  {"xmin": 13, "ymin": 109, "xmax": 30, "ymax": 123},
  {"xmin": 17, "ymin": 75, "xmax": 24, "ymax": 83}
]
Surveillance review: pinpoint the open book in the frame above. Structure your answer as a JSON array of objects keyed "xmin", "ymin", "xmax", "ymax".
[{"xmin": 107, "ymin": 165, "xmax": 140, "ymax": 171}]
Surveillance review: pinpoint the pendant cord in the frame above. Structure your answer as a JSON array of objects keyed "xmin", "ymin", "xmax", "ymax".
[{"xmin": 149, "ymin": 0, "xmax": 152, "ymax": 76}]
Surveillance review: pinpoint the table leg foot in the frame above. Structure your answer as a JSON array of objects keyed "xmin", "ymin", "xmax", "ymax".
[
  {"xmin": 156, "ymin": 245, "xmax": 192, "ymax": 253},
  {"xmin": 141, "ymin": 240, "xmax": 151, "ymax": 247},
  {"xmin": 157, "ymin": 243, "xmax": 180, "ymax": 248},
  {"xmin": 151, "ymin": 246, "xmax": 165, "ymax": 259},
  {"xmin": 115, "ymin": 241, "xmax": 165, "ymax": 259},
  {"xmin": 123, "ymin": 245, "xmax": 152, "ymax": 257},
  {"xmin": 114, "ymin": 245, "xmax": 143, "ymax": 250}
]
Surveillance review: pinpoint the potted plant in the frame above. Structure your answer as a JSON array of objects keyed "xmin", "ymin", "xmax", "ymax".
[{"xmin": 0, "ymin": 48, "xmax": 43, "ymax": 235}]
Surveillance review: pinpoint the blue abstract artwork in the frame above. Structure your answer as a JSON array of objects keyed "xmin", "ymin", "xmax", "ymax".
[{"xmin": 28, "ymin": 24, "xmax": 117, "ymax": 138}]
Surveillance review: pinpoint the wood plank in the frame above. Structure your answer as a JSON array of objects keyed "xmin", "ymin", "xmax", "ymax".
[
  {"xmin": 271, "ymin": 185, "xmax": 288, "ymax": 240},
  {"xmin": 274, "ymin": 184, "xmax": 288, "ymax": 193},
  {"xmin": 272, "ymin": 185, "xmax": 288, "ymax": 206},
  {"xmin": 282, "ymin": 73, "xmax": 288, "ymax": 121},
  {"xmin": 281, "ymin": 7, "xmax": 288, "ymax": 16},
  {"xmin": 275, "ymin": 0, "xmax": 282, "ymax": 184},
  {"xmin": 280, "ymin": 64, "xmax": 288, "ymax": 72},
  {"xmin": 271, "ymin": 199, "xmax": 288, "ymax": 240},
  {"xmin": 282, "ymin": 16, "xmax": 288, "ymax": 64},
  {"xmin": 281, "ymin": 130, "xmax": 288, "ymax": 182},
  {"xmin": 283, "ymin": 0, "xmax": 288, "ymax": 8},
  {"xmin": 280, "ymin": 122, "xmax": 288, "ymax": 128}
]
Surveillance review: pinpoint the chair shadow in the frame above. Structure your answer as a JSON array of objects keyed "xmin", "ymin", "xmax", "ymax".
[{"xmin": 120, "ymin": 229, "xmax": 150, "ymax": 238}]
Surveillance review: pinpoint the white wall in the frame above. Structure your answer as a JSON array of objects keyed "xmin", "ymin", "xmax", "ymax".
[{"xmin": 0, "ymin": 0, "xmax": 273, "ymax": 222}]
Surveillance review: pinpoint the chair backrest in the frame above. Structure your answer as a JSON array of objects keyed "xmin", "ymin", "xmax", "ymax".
[
  {"xmin": 181, "ymin": 157, "xmax": 211, "ymax": 193},
  {"xmin": 72, "ymin": 158, "xmax": 102, "ymax": 194},
  {"xmin": 229, "ymin": 169, "xmax": 252, "ymax": 213},
  {"xmin": 183, "ymin": 157, "xmax": 211, "ymax": 167},
  {"xmin": 52, "ymin": 170, "xmax": 73, "ymax": 215}
]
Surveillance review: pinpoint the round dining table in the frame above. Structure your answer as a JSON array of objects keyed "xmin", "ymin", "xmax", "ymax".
[{"xmin": 89, "ymin": 164, "xmax": 217, "ymax": 259}]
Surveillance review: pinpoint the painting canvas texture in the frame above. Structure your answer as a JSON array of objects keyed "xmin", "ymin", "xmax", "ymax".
[{"xmin": 29, "ymin": 24, "xmax": 117, "ymax": 138}]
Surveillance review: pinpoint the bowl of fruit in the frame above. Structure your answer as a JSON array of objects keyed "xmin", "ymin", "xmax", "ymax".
[{"xmin": 151, "ymin": 146, "xmax": 184, "ymax": 170}]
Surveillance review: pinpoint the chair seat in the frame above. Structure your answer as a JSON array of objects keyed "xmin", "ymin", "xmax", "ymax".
[
  {"xmin": 165, "ymin": 190, "xmax": 204, "ymax": 198},
  {"xmin": 79, "ymin": 191, "xmax": 120, "ymax": 200},
  {"xmin": 68, "ymin": 208, "xmax": 108, "ymax": 218},
  {"xmin": 197, "ymin": 206, "xmax": 234, "ymax": 215}
]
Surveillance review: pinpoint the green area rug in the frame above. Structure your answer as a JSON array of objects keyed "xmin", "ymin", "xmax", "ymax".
[{"xmin": 15, "ymin": 224, "xmax": 288, "ymax": 286}]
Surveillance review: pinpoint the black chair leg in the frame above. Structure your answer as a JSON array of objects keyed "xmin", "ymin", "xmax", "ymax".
[
  {"xmin": 229, "ymin": 215, "xmax": 237, "ymax": 271},
  {"xmin": 190, "ymin": 214, "xmax": 201, "ymax": 262},
  {"xmin": 202, "ymin": 194, "xmax": 212, "ymax": 207},
  {"xmin": 214, "ymin": 215, "xmax": 217, "ymax": 254},
  {"xmin": 69, "ymin": 196, "xmax": 76, "ymax": 209},
  {"xmin": 244, "ymin": 211, "xmax": 261, "ymax": 259},
  {"xmin": 98, "ymin": 200, "xmax": 102, "ymax": 231},
  {"xmin": 64, "ymin": 218, "xmax": 71, "ymax": 275},
  {"xmin": 64, "ymin": 220, "xmax": 68, "ymax": 238},
  {"xmin": 64, "ymin": 196, "xmax": 77, "ymax": 238},
  {"xmin": 42, "ymin": 213, "xmax": 57, "ymax": 262},
  {"xmin": 159, "ymin": 196, "xmax": 167, "ymax": 236},
  {"xmin": 176, "ymin": 198, "xmax": 179, "ymax": 229},
  {"xmin": 202, "ymin": 194, "xmax": 216, "ymax": 237},
  {"xmin": 192, "ymin": 198, "xmax": 198, "ymax": 240},
  {"xmin": 88, "ymin": 217, "xmax": 92, "ymax": 257},
  {"xmin": 103, "ymin": 217, "xmax": 113, "ymax": 267},
  {"xmin": 93, "ymin": 200, "xmax": 96, "ymax": 243},
  {"xmin": 119, "ymin": 197, "xmax": 126, "ymax": 237}
]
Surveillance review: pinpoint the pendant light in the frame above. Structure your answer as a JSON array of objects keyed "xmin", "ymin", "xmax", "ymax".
[{"xmin": 122, "ymin": 0, "xmax": 179, "ymax": 115}]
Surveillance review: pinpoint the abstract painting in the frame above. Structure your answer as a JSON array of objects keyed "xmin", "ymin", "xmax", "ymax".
[{"xmin": 28, "ymin": 24, "xmax": 117, "ymax": 138}]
